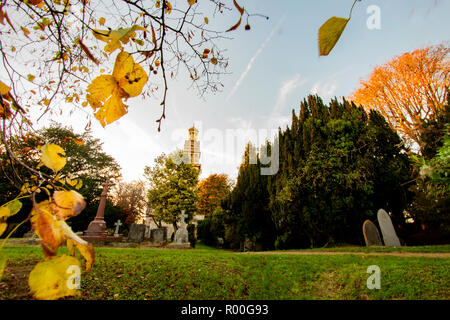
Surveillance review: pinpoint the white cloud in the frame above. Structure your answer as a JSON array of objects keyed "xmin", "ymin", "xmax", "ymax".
[{"xmin": 273, "ymin": 74, "xmax": 307, "ymax": 114}]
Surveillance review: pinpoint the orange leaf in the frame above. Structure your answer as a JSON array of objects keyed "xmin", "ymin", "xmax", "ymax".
[
  {"xmin": 233, "ymin": 0, "xmax": 245, "ymax": 16},
  {"xmin": 226, "ymin": 17, "xmax": 242, "ymax": 32}
]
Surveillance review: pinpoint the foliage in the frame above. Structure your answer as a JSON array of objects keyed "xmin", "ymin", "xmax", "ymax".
[
  {"xmin": 409, "ymin": 103, "xmax": 450, "ymax": 238},
  {"xmin": 350, "ymin": 43, "xmax": 449, "ymax": 147},
  {"xmin": 226, "ymin": 95, "xmax": 412, "ymax": 250},
  {"xmin": 197, "ymin": 173, "xmax": 231, "ymax": 217},
  {"xmin": 0, "ymin": 143, "xmax": 94, "ymax": 299},
  {"xmin": 144, "ymin": 150, "xmax": 199, "ymax": 230},
  {"xmin": 0, "ymin": 123, "xmax": 122, "ymax": 234},
  {"xmin": 197, "ymin": 218, "xmax": 215, "ymax": 246},
  {"xmin": 111, "ymin": 180, "xmax": 148, "ymax": 225},
  {"xmin": 224, "ymin": 143, "xmax": 277, "ymax": 250},
  {"xmin": 187, "ymin": 223, "xmax": 196, "ymax": 248}
]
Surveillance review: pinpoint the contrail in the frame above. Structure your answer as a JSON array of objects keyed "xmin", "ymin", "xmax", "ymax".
[{"xmin": 226, "ymin": 14, "xmax": 287, "ymax": 101}]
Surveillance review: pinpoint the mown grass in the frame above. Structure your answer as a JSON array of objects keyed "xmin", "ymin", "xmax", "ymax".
[{"xmin": 0, "ymin": 245, "xmax": 449, "ymax": 300}]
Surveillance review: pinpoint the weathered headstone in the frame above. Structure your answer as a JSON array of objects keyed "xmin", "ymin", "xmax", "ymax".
[
  {"xmin": 150, "ymin": 228, "xmax": 167, "ymax": 244},
  {"xmin": 114, "ymin": 219, "xmax": 122, "ymax": 237},
  {"xmin": 362, "ymin": 220, "xmax": 383, "ymax": 246},
  {"xmin": 128, "ymin": 223, "xmax": 146, "ymax": 243},
  {"xmin": 168, "ymin": 210, "xmax": 191, "ymax": 249},
  {"xmin": 377, "ymin": 209, "xmax": 401, "ymax": 247}
]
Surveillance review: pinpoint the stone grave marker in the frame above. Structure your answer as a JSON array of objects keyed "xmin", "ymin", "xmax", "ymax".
[
  {"xmin": 377, "ymin": 209, "xmax": 401, "ymax": 247},
  {"xmin": 114, "ymin": 219, "xmax": 122, "ymax": 237},
  {"xmin": 150, "ymin": 228, "xmax": 167, "ymax": 244},
  {"xmin": 362, "ymin": 220, "xmax": 383, "ymax": 246},
  {"xmin": 168, "ymin": 210, "xmax": 191, "ymax": 249},
  {"xmin": 128, "ymin": 223, "xmax": 146, "ymax": 243}
]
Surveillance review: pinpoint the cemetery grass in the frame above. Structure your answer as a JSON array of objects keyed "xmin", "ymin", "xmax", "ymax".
[{"xmin": 1, "ymin": 245, "xmax": 449, "ymax": 300}]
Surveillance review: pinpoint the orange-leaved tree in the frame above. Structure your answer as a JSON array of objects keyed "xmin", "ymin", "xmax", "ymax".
[
  {"xmin": 197, "ymin": 173, "xmax": 231, "ymax": 217},
  {"xmin": 350, "ymin": 43, "xmax": 449, "ymax": 148}
]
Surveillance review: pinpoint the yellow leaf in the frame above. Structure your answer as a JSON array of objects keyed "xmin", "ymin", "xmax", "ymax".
[
  {"xmin": 51, "ymin": 190, "xmax": 86, "ymax": 220},
  {"xmin": 21, "ymin": 26, "xmax": 30, "ymax": 36},
  {"xmin": 188, "ymin": 0, "xmax": 197, "ymax": 5},
  {"xmin": 86, "ymin": 51, "xmax": 148, "ymax": 126},
  {"xmin": 99, "ymin": 17, "xmax": 105, "ymax": 26},
  {"xmin": 40, "ymin": 144, "xmax": 66, "ymax": 172},
  {"xmin": 112, "ymin": 51, "xmax": 148, "ymax": 97},
  {"xmin": 28, "ymin": 255, "xmax": 81, "ymax": 300},
  {"xmin": 210, "ymin": 57, "xmax": 218, "ymax": 65},
  {"xmin": 204, "ymin": 17, "xmax": 209, "ymax": 24},
  {"xmin": 92, "ymin": 25, "xmax": 147, "ymax": 53},
  {"xmin": 0, "ymin": 222, "xmax": 6, "ymax": 237},
  {"xmin": 0, "ymin": 80, "xmax": 10, "ymax": 96},
  {"xmin": 73, "ymin": 138, "xmax": 84, "ymax": 146},
  {"xmin": 31, "ymin": 199, "xmax": 94, "ymax": 272},
  {"xmin": 66, "ymin": 238, "xmax": 75, "ymax": 256},
  {"xmin": 0, "ymin": 200, "xmax": 23, "ymax": 219},
  {"xmin": 75, "ymin": 179, "xmax": 83, "ymax": 190},
  {"xmin": 31, "ymin": 201, "xmax": 65, "ymax": 255},
  {"xmin": 165, "ymin": 1, "xmax": 172, "ymax": 14},
  {"xmin": 43, "ymin": 99, "xmax": 50, "ymax": 106},
  {"xmin": 318, "ymin": 16, "xmax": 349, "ymax": 56},
  {"xmin": 155, "ymin": 0, "xmax": 160, "ymax": 8}
]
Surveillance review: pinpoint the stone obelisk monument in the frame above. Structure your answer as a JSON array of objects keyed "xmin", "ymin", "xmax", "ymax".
[{"xmin": 83, "ymin": 180, "xmax": 111, "ymax": 241}]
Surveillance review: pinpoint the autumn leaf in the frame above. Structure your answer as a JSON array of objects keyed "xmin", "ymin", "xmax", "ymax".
[
  {"xmin": 86, "ymin": 51, "xmax": 148, "ymax": 126},
  {"xmin": 0, "ymin": 222, "xmax": 6, "ymax": 237},
  {"xmin": 318, "ymin": 16, "xmax": 349, "ymax": 56},
  {"xmin": 210, "ymin": 57, "xmax": 218, "ymax": 65},
  {"xmin": 27, "ymin": 74, "xmax": 35, "ymax": 82},
  {"xmin": 51, "ymin": 190, "xmax": 86, "ymax": 220},
  {"xmin": 92, "ymin": 25, "xmax": 147, "ymax": 53},
  {"xmin": 188, "ymin": 0, "xmax": 197, "ymax": 5},
  {"xmin": 0, "ymin": 199, "xmax": 23, "ymax": 219},
  {"xmin": 21, "ymin": 26, "xmax": 30, "ymax": 37},
  {"xmin": 40, "ymin": 144, "xmax": 66, "ymax": 172},
  {"xmin": 28, "ymin": 255, "xmax": 81, "ymax": 300},
  {"xmin": 31, "ymin": 199, "xmax": 94, "ymax": 271},
  {"xmin": 0, "ymin": 80, "xmax": 10, "ymax": 96},
  {"xmin": 233, "ymin": 0, "xmax": 245, "ymax": 15},
  {"xmin": 226, "ymin": 18, "xmax": 242, "ymax": 32},
  {"xmin": 99, "ymin": 17, "xmax": 105, "ymax": 26}
]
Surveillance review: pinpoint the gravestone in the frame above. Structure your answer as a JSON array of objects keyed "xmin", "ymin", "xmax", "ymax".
[
  {"xmin": 128, "ymin": 224, "xmax": 146, "ymax": 243},
  {"xmin": 377, "ymin": 209, "xmax": 401, "ymax": 247},
  {"xmin": 168, "ymin": 211, "xmax": 191, "ymax": 249},
  {"xmin": 150, "ymin": 228, "xmax": 167, "ymax": 244},
  {"xmin": 362, "ymin": 220, "xmax": 383, "ymax": 246},
  {"xmin": 114, "ymin": 220, "xmax": 122, "ymax": 237}
]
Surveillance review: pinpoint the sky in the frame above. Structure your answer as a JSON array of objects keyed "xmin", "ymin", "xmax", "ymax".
[{"xmin": 33, "ymin": 0, "xmax": 450, "ymax": 182}]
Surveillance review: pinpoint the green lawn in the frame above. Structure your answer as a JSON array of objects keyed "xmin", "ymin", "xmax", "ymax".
[{"xmin": 1, "ymin": 244, "xmax": 449, "ymax": 300}]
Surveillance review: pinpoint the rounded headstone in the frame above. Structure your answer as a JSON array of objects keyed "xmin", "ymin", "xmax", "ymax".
[{"xmin": 377, "ymin": 209, "xmax": 401, "ymax": 247}]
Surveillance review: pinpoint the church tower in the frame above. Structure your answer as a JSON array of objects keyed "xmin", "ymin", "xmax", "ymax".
[{"xmin": 183, "ymin": 124, "xmax": 201, "ymax": 171}]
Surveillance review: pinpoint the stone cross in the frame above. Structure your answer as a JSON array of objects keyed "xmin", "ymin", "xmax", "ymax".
[
  {"xmin": 179, "ymin": 210, "xmax": 187, "ymax": 227},
  {"xmin": 114, "ymin": 219, "xmax": 122, "ymax": 237}
]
